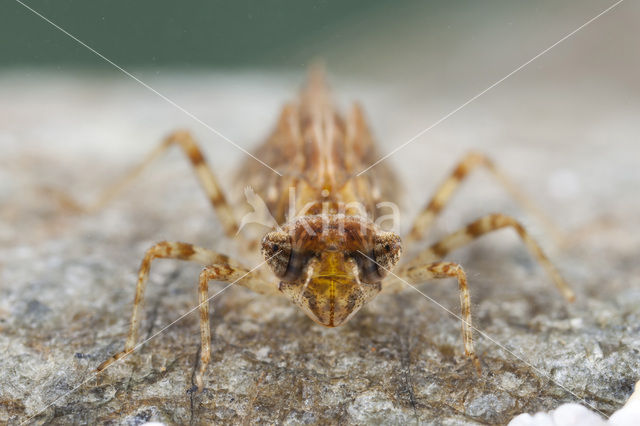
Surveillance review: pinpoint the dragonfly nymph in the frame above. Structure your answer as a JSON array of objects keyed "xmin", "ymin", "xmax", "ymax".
[{"xmin": 90, "ymin": 66, "xmax": 573, "ymax": 391}]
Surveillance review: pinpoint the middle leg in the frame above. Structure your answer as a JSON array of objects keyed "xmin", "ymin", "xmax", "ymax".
[{"xmin": 404, "ymin": 213, "xmax": 575, "ymax": 301}]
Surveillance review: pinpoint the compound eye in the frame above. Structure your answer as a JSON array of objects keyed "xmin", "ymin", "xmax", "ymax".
[
  {"xmin": 372, "ymin": 232, "xmax": 402, "ymax": 278},
  {"xmin": 261, "ymin": 231, "xmax": 292, "ymax": 278}
]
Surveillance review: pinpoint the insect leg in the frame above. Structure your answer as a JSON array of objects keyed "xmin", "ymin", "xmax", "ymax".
[
  {"xmin": 96, "ymin": 241, "xmax": 274, "ymax": 380},
  {"xmin": 194, "ymin": 262, "xmax": 272, "ymax": 391},
  {"xmin": 405, "ymin": 152, "xmax": 561, "ymax": 247},
  {"xmin": 196, "ymin": 267, "xmax": 212, "ymax": 392},
  {"xmin": 394, "ymin": 261, "xmax": 481, "ymax": 373},
  {"xmin": 404, "ymin": 213, "xmax": 574, "ymax": 301},
  {"xmin": 51, "ymin": 130, "xmax": 239, "ymax": 237}
]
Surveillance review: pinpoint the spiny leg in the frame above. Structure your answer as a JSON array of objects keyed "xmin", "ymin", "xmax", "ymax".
[
  {"xmin": 51, "ymin": 130, "xmax": 239, "ymax": 237},
  {"xmin": 96, "ymin": 241, "xmax": 273, "ymax": 376},
  {"xmin": 405, "ymin": 213, "xmax": 575, "ymax": 301},
  {"xmin": 396, "ymin": 261, "xmax": 481, "ymax": 373},
  {"xmin": 405, "ymin": 152, "xmax": 561, "ymax": 247}
]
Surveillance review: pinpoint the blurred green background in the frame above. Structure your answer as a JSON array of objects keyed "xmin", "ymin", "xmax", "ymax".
[
  {"xmin": 2, "ymin": 0, "xmax": 636, "ymax": 93},
  {"xmin": 3, "ymin": 0, "xmax": 432, "ymax": 70},
  {"xmin": 5, "ymin": 1, "xmax": 629, "ymax": 74},
  {"xmin": 3, "ymin": 0, "xmax": 637, "ymax": 96}
]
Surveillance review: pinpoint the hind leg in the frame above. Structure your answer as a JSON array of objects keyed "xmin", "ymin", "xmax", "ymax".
[
  {"xmin": 50, "ymin": 130, "xmax": 240, "ymax": 237},
  {"xmin": 405, "ymin": 152, "xmax": 561, "ymax": 247}
]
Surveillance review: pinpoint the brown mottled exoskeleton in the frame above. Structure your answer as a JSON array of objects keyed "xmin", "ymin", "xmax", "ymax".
[{"xmin": 89, "ymin": 66, "xmax": 574, "ymax": 391}]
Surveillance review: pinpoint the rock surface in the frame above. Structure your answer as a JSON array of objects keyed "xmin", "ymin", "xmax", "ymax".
[{"xmin": 1, "ymin": 71, "xmax": 639, "ymax": 425}]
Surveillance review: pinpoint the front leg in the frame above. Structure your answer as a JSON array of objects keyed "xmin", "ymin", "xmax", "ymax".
[
  {"xmin": 194, "ymin": 263, "xmax": 259, "ymax": 391},
  {"xmin": 96, "ymin": 241, "xmax": 275, "ymax": 379},
  {"xmin": 392, "ymin": 261, "xmax": 481, "ymax": 373},
  {"xmin": 193, "ymin": 261, "xmax": 277, "ymax": 391}
]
